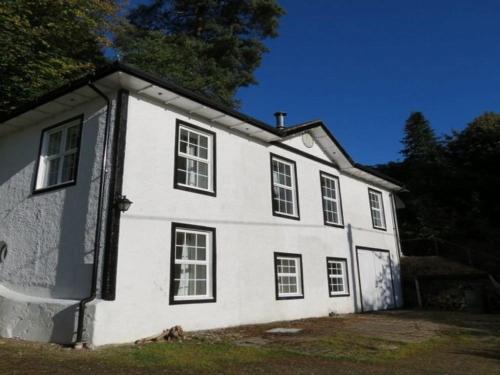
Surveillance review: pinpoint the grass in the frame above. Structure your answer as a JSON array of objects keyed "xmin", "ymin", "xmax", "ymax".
[
  {"xmin": 104, "ymin": 342, "xmax": 287, "ymax": 372},
  {"xmin": 0, "ymin": 311, "xmax": 499, "ymax": 374},
  {"xmin": 0, "ymin": 334, "xmax": 438, "ymax": 374},
  {"xmin": 267, "ymin": 333, "xmax": 444, "ymax": 363}
]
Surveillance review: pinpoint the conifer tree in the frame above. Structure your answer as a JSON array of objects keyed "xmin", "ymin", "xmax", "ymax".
[
  {"xmin": 401, "ymin": 112, "xmax": 441, "ymax": 163},
  {"xmin": 114, "ymin": 0, "xmax": 285, "ymax": 107}
]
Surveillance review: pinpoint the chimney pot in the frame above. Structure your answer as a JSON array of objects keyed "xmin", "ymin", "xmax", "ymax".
[{"xmin": 274, "ymin": 112, "xmax": 287, "ymax": 129}]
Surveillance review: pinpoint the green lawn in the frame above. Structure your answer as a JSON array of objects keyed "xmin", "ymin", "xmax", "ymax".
[{"xmin": 0, "ymin": 311, "xmax": 499, "ymax": 374}]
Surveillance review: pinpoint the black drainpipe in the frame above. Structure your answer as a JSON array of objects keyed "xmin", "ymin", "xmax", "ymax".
[
  {"xmin": 390, "ymin": 193, "xmax": 403, "ymax": 261},
  {"xmin": 75, "ymin": 82, "xmax": 113, "ymax": 345}
]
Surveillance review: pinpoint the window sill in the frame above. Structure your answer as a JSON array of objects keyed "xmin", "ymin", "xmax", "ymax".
[
  {"xmin": 170, "ymin": 297, "xmax": 216, "ymax": 305},
  {"xmin": 32, "ymin": 181, "xmax": 76, "ymax": 195},
  {"xmin": 276, "ymin": 294, "xmax": 304, "ymax": 300},
  {"xmin": 324, "ymin": 222, "xmax": 345, "ymax": 228},
  {"xmin": 272, "ymin": 211, "xmax": 300, "ymax": 221},
  {"xmin": 372, "ymin": 226, "xmax": 387, "ymax": 231},
  {"xmin": 174, "ymin": 183, "xmax": 216, "ymax": 197},
  {"xmin": 329, "ymin": 292, "xmax": 350, "ymax": 298}
]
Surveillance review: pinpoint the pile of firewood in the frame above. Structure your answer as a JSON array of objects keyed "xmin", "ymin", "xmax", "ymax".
[
  {"xmin": 135, "ymin": 325, "xmax": 184, "ymax": 344},
  {"xmin": 424, "ymin": 284, "xmax": 467, "ymax": 310}
]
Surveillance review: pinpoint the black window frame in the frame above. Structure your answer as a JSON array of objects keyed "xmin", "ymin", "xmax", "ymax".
[
  {"xmin": 173, "ymin": 119, "xmax": 217, "ymax": 197},
  {"xmin": 319, "ymin": 171, "xmax": 345, "ymax": 228},
  {"xmin": 32, "ymin": 114, "xmax": 84, "ymax": 195},
  {"xmin": 273, "ymin": 252, "xmax": 305, "ymax": 300},
  {"xmin": 326, "ymin": 257, "xmax": 350, "ymax": 297},
  {"xmin": 368, "ymin": 187, "xmax": 387, "ymax": 231},
  {"xmin": 269, "ymin": 153, "xmax": 300, "ymax": 220},
  {"xmin": 169, "ymin": 222, "xmax": 217, "ymax": 305}
]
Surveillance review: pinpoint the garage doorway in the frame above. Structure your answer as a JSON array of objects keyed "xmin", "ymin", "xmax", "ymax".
[{"xmin": 356, "ymin": 247, "xmax": 396, "ymax": 312}]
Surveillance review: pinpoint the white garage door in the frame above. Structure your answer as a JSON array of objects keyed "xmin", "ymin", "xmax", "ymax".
[{"xmin": 356, "ymin": 247, "xmax": 395, "ymax": 312}]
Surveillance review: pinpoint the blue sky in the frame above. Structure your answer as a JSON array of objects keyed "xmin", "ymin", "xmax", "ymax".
[{"xmin": 129, "ymin": 0, "xmax": 500, "ymax": 164}]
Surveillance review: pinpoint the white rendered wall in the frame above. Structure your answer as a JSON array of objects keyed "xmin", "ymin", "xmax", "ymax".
[
  {"xmin": 0, "ymin": 97, "xmax": 111, "ymax": 343},
  {"xmin": 91, "ymin": 95, "xmax": 402, "ymax": 346}
]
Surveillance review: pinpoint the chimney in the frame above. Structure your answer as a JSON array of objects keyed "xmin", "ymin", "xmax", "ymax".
[{"xmin": 274, "ymin": 112, "xmax": 287, "ymax": 130}]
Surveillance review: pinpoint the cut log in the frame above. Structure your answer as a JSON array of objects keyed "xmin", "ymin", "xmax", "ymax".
[{"xmin": 134, "ymin": 326, "xmax": 184, "ymax": 344}]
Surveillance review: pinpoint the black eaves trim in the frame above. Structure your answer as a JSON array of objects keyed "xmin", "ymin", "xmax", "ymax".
[
  {"xmin": 0, "ymin": 62, "xmax": 274, "ymax": 136},
  {"xmin": 271, "ymin": 142, "xmax": 339, "ymax": 169},
  {"xmin": 282, "ymin": 121, "xmax": 353, "ymax": 164},
  {"xmin": 356, "ymin": 163, "xmax": 404, "ymax": 188},
  {"xmin": 1, "ymin": 61, "xmax": 403, "ymax": 189},
  {"xmin": 281, "ymin": 121, "xmax": 404, "ymax": 188}
]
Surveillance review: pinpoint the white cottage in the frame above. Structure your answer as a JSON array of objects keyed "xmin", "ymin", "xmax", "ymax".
[{"xmin": 0, "ymin": 63, "xmax": 404, "ymax": 347}]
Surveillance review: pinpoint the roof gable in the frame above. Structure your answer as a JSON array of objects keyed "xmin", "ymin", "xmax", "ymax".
[
  {"xmin": 278, "ymin": 121, "xmax": 403, "ymax": 190},
  {"xmin": 279, "ymin": 131, "xmax": 333, "ymax": 165}
]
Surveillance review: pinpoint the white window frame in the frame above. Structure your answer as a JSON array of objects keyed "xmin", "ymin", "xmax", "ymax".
[
  {"xmin": 274, "ymin": 253, "xmax": 304, "ymax": 299},
  {"xmin": 271, "ymin": 154, "xmax": 299, "ymax": 219},
  {"xmin": 170, "ymin": 224, "xmax": 215, "ymax": 304},
  {"xmin": 368, "ymin": 188, "xmax": 387, "ymax": 230},
  {"xmin": 175, "ymin": 121, "xmax": 215, "ymax": 195},
  {"xmin": 327, "ymin": 258, "xmax": 349, "ymax": 296},
  {"xmin": 35, "ymin": 117, "xmax": 82, "ymax": 191},
  {"xmin": 320, "ymin": 172, "xmax": 344, "ymax": 226}
]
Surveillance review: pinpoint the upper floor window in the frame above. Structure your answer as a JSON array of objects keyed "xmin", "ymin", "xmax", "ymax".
[
  {"xmin": 274, "ymin": 252, "xmax": 304, "ymax": 299},
  {"xmin": 368, "ymin": 188, "xmax": 386, "ymax": 230},
  {"xmin": 320, "ymin": 172, "xmax": 344, "ymax": 227},
  {"xmin": 270, "ymin": 154, "xmax": 300, "ymax": 219},
  {"xmin": 174, "ymin": 120, "xmax": 216, "ymax": 196},
  {"xmin": 326, "ymin": 257, "xmax": 349, "ymax": 297},
  {"xmin": 170, "ymin": 223, "xmax": 216, "ymax": 304},
  {"xmin": 34, "ymin": 116, "xmax": 83, "ymax": 192}
]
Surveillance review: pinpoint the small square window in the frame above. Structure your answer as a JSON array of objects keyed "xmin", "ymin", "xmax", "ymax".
[
  {"xmin": 174, "ymin": 120, "xmax": 216, "ymax": 196},
  {"xmin": 274, "ymin": 253, "xmax": 304, "ymax": 299},
  {"xmin": 326, "ymin": 258, "xmax": 349, "ymax": 297},
  {"xmin": 34, "ymin": 116, "xmax": 83, "ymax": 192}
]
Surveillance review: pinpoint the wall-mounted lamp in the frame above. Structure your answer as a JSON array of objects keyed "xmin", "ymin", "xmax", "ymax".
[{"xmin": 116, "ymin": 195, "xmax": 133, "ymax": 212}]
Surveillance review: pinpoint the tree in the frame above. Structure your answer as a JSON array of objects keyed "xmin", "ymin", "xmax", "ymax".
[
  {"xmin": 377, "ymin": 111, "xmax": 500, "ymax": 275},
  {"xmin": 0, "ymin": 0, "xmax": 119, "ymax": 116},
  {"xmin": 114, "ymin": 0, "xmax": 285, "ymax": 107},
  {"xmin": 394, "ymin": 112, "xmax": 448, "ymax": 239},
  {"xmin": 447, "ymin": 112, "xmax": 500, "ymax": 168},
  {"xmin": 445, "ymin": 112, "xmax": 500, "ymax": 246},
  {"xmin": 401, "ymin": 112, "xmax": 441, "ymax": 163}
]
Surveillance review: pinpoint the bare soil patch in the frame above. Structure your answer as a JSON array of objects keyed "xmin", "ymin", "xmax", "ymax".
[{"xmin": 0, "ymin": 310, "xmax": 499, "ymax": 374}]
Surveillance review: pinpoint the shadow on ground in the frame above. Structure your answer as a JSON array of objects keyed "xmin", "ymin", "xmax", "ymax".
[{"xmin": 0, "ymin": 310, "xmax": 499, "ymax": 375}]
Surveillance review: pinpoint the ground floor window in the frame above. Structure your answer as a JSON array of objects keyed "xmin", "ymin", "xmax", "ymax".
[
  {"xmin": 326, "ymin": 257, "xmax": 349, "ymax": 296},
  {"xmin": 170, "ymin": 223, "xmax": 216, "ymax": 304},
  {"xmin": 274, "ymin": 252, "xmax": 304, "ymax": 299}
]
